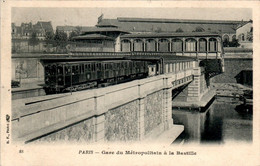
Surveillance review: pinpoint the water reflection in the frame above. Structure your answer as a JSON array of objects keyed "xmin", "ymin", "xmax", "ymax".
[{"xmin": 172, "ymin": 97, "xmax": 252, "ymax": 144}]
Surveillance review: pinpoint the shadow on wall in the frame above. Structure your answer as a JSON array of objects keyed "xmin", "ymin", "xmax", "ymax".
[{"xmin": 235, "ymin": 70, "xmax": 253, "ymax": 86}]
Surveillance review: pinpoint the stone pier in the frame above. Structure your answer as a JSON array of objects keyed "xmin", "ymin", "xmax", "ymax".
[{"xmin": 172, "ymin": 66, "xmax": 215, "ymax": 108}]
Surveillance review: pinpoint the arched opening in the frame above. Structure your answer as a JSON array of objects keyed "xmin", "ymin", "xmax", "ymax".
[
  {"xmin": 241, "ymin": 34, "xmax": 245, "ymax": 41},
  {"xmin": 133, "ymin": 39, "xmax": 143, "ymax": 52},
  {"xmin": 199, "ymin": 38, "xmax": 207, "ymax": 52},
  {"xmin": 223, "ymin": 35, "xmax": 229, "ymax": 42},
  {"xmin": 185, "ymin": 38, "xmax": 197, "ymax": 52},
  {"xmin": 232, "ymin": 35, "xmax": 236, "ymax": 41},
  {"xmin": 145, "ymin": 39, "xmax": 156, "ymax": 52},
  {"xmin": 158, "ymin": 39, "xmax": 170, "ymax": 52},
  {"xmin": 121, "ymin": 39, "xmax": 131, "ymax": 52},
  {"xmin": 172, "ymin": 39, "xmax": 183, "ymax": 52},
  {"xmin": 209, "ymin": 38, "xmax": 217, "ymax": 52}
]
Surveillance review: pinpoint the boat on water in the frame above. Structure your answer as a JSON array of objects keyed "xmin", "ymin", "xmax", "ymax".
[{"xmin": 243, "ymin": 90, "xmax": 253, "ymax": 106}]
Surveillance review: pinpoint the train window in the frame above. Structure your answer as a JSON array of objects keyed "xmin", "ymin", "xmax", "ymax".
[
  {"xmin": 85, "ymin": 64, "xmax": 88, "ymax": 70},
  {"xmin": 91, "ymin": 64, "xmax": 95, "ymax": 71},
  {"xmin": 76, "ymin": 65, "xmax": 79, "ymax": 74},
  {"xmin": 97, "ymin": 63, "xmax": 101, "ymax": 71},
  {"xmin": 51, "ymin": 65, "xmax": 56, "ymax": 75},
  {"xmin": 75, "ymin": 65, "xmax": 79, "ymax": 74},
  {"xmin": 81, "ymin": 64, "xmax": 84, "ymax": 73},
  {"xmin": 65, "ymin": 66, "xmax": 71, "ymax": 75},
  {"xmin": 112, "ymin": 63, "xmax": 115, "ymax": 70},
  {"xmin": 45, "ymin": 66, "xmax": 51, "ymax": 75},
  {"xmin": 94, "ymin": 64, "xmax": 96, "ymax": 71},
  {"xmin": 72, "ymin": 66, "xmax": 76, "ymax": 75},
  {"xmin": 57, "ymin": 65, "xmax": 63, "ymax": 75}
]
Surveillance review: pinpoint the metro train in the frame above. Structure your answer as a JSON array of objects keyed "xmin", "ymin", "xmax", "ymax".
[{"xmin": 43, "ymin": 60, "xmax": 149, "ymax": 94}]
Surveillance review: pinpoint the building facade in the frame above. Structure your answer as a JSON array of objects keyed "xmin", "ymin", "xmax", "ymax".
[
  {"xmin": 236, "ymin": 21, "xmax": 253, "ymax": 48},
  {"xmin": 12, "ymin": 21, "xmax": 53, "ymax": 40},
  {"xmin": 12, "ymin": 21, "xmax": 54, "ymax": 53},
  {"xmin": 96, "ymin": 17, "xmax": 242, "ymax": 43}
]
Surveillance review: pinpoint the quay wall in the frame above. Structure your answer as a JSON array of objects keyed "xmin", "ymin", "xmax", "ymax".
[
  {"xmin": 211, "ymin": 56, "xmax": 252, "ymax": 84},
  {"xmin": 12, "ymin": 69, "xmax": 193, "ymax": 144}
]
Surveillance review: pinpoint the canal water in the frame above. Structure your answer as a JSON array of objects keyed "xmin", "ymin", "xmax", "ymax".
[{"xmin": 172, "ymin": 97, "xmax": 252, "ymax": 144}]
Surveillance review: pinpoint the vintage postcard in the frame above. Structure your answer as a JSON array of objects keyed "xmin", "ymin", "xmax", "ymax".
[{"xmin": 1, "ymin": 1, "xmax": 259, "ymax": 165}]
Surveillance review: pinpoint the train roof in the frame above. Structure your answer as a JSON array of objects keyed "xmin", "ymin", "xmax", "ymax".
[
  {"xmin": 125, "ymin": 54, "xmax": 196, "ymax": 63},
  {"xmin": 44, "ymin": 60, "xmax": 134, "ymax": 65}
]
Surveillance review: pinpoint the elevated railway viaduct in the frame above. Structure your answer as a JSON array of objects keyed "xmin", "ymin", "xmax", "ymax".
[{"xmin": 11, "ymin": 33, "xmax": 224, "ymax": 144}]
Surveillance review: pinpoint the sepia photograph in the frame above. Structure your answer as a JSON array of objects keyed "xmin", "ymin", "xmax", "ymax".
[{"xmin": 1, "ymin": 1, "xmax": 259, "ymax": 166}]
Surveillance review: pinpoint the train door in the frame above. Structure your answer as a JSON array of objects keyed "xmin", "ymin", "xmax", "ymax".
[
  {"xmin": 72, "ymin": 64, "xmax": 80, "ymax": 85},
  {"xmin": 85, "ymin": 63, "xmax": 92, "ymax": 81},
  {"xmin": 64, "ymin": 65, "xmax": 72, "ymax": 87},
  {"xmin": 148, "ymin": 64, "xmax": 156, "ymax": 76},
  {"xmin": 57, "ymin": 64, "xmax": 64, "ymax": 86},
  {"xmin": 108, "ymin": 63, "xmax": 113, "ymax": 79},
  {"xmin": 79, "ymin": 63, "xmax": 85, "ymax": 83},
  {"xmin": 97, "ymin": 62, "xmax": 103, "ymax": 82}
]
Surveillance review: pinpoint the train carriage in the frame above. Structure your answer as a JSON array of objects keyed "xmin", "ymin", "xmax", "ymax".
[{"xmin": 44, "ymin": 60, "xmax": 149, "ymax": 94}]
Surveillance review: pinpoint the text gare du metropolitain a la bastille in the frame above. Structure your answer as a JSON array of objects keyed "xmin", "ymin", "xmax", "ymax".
[{"xmin": 78, "ymin": 150, "xmax": 197, "ymax": 156}]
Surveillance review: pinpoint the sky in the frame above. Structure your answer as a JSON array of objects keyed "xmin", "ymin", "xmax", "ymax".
[{"xmin": 12, "ymin": 8, "xmax": 252, "ymax": 30}]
